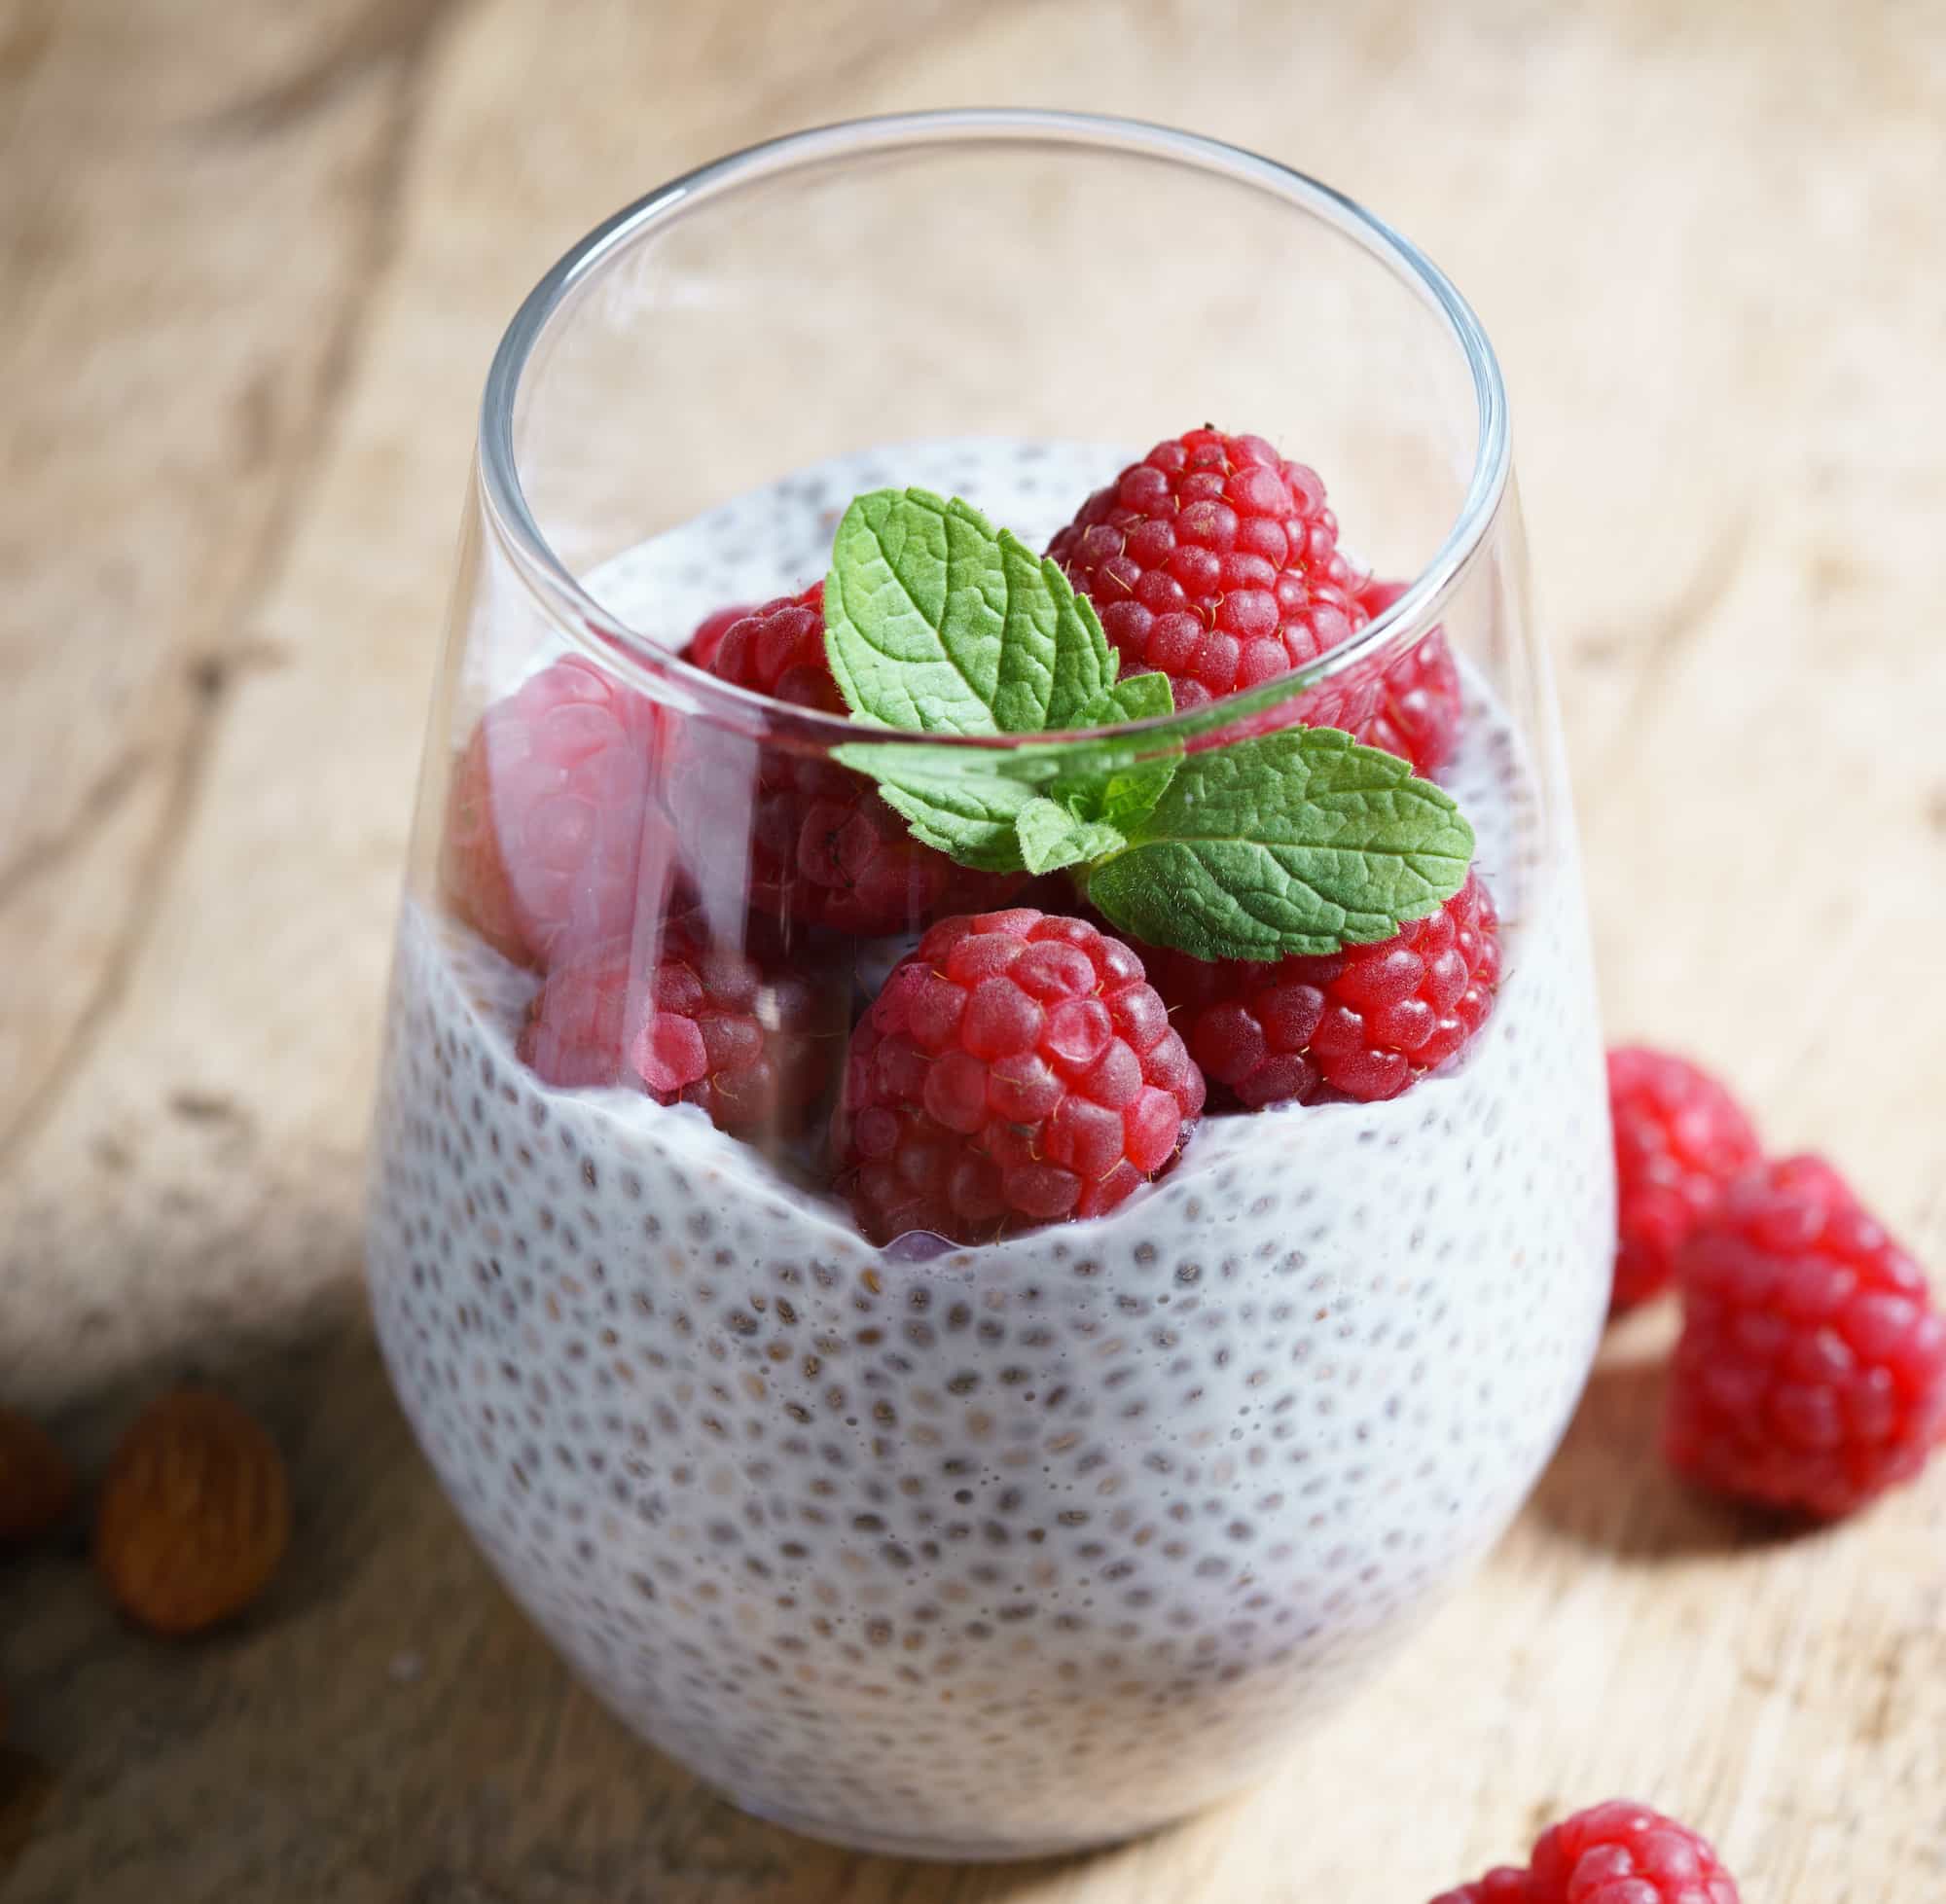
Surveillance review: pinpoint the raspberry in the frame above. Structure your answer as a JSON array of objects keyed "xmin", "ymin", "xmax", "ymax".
[
  {"xmin": 1528, "ymin": 1800, "xmax": 1740, "ymax": 1903},
  {"xmin": 1315, "ymin": 576, "xmax": 1465, "ymax": 774},
  {"xmin": 1048, "ymin": 428, "xmax": 1367, "ymax": 711},
  {"xmin": 1428, "ymin": 1873, "xmax": 1527, "ymax": 1904},
  {"xmin": 1666, "ymin": 1154, "xmax": 1946, "ymax": 1518},
  {"xmin": 441, "ymin": 657, "xmax": 673, "ymax": 967},
  {"xmin": 1147, "ymin": 870, "xmax": 1500, "ymax": 1107},
  {"xmin": 1432, "ymin": 1801, "xmax": 1740, "ymax": 1904},
  {"xmin": 1254, "ymin": 574, "xmax": 1464, "ymax": 772},
  {"xmin": 1606, "ymin": 1047, "xmax": 1761, "ymax": 1311},
  {"xmin": 517, "ymin": 929, "xmax": 843, "ymax": 1137},
  {"xmin": 835, "ymin": 908, "xmax": 1206, "ymax": 1243},
  {"xmin": 685, "ymin": 602, "xmax": 753, "ymax": 672},
  {"xmin": 674, "ymin": 587, "xmax": 1021, "ymax": 938},
  {"xmin": 701, "ymin": 587, "xmax": 839, "ymax": 713}
]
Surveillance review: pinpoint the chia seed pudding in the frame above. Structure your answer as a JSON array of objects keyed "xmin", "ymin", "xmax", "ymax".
[{"xmin": 366, "ymin": 442, "xmax": 1613, "ymax": 1856}]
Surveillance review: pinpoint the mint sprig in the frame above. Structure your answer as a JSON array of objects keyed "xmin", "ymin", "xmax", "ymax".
[
  {"xmin": 821, "ymin": 485, "xmax": 1474, "ymax": 962},
  {"xmin": 1080, "ymin": 726, "xmax": 1474, "ymax": 960},
  {"xmin": 828, "ymin": 739, "xmax": 1037, "ymax": 871},
  {"xmin": 823, "ymin": 487, "xmax": 1118, "ymax": 736},
  {"xmin": 1068, "ymin": 669, "xmax": 1177, "ymax": 830},
  {"xmin": 1016, "ymin": 798, "xmax": 1128, "ymax": 876}
]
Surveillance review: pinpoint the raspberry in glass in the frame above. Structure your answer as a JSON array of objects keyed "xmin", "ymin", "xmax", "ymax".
[
  {"xmin": 1316, "ymin": 575, "xmax": 1465, "ymax": 774},
  {"xmin": 518, "ymin": 929, "xmax": 842, "ymax": 1138},
  {"xmin": 685, "ymin": 601, "xmax": 753, "ymax": 671},
  {"xmin": 675, "ymin": 587, "xmax": 1021, "ymax": 938},
  {"xmin": 1606, "ymin": 1046, "xmax": 1761, "ymax": 1311},
  {"xmin": 1146, "ymin": 870, "xmax": 1500, "ymax": 1107},
  {"xmin": 441, "ymin": 656, "xmax": 673, "ymax": 967},
  {"xmin": 835, "ymin": 908, "xmax": 1205, "ymax": 1242},
  {"xmin": 1047, "ymin": 427, "xmax": 1367, "ymax": 710},
  {"xmin": 1666, "ymin": 1154, "xmax": 1946, "ymax": 1518}
]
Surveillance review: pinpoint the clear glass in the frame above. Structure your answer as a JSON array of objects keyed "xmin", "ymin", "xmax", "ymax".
[{"xmin": 365, "ymin": 111, "xmax": 1612, "ymax": 1860}]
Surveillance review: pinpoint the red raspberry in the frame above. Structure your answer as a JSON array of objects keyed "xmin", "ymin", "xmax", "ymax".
[
  {"xmin": 674, "ymin": 587, "xmax": 1021, "ymax": 938},
  {"xmin": 441, "ymin": 657, "xmax": 672, "ymax": 967},
  {"xmin": 1666, "ymin": 1154, "xmax": 1946, "ymax": 1518},
  {"xmin": 684, "ymin": 602, "xmax": 752, "ymax": 671},
  {"xmin": 1606, "ymin": 1047, "xmax": 1761, "ymax": 1311},
  {"xmin": 1429, "ymin": 1873, "xmax": 1526, "ymax": 1904},
  {"xmin": 1261, "ymin": 575, "xmax": 1463, "ymax": 772},
  {"xmin": 1048, "ymin": 428, "xmax": 1367, "ymax": 711},
  {"xmin": 1528, "ymin": 1800, "xmax": 1740, "ymax": 1903},
  {"xmin": 701, "ymin": 588, "xmax": 839, "ymax": 712},
  {"xmin": 517, "ymin": 930, "xmax": 843, "ymax": 1137},
  {"xmin": 835, "ymin": 909, "xmax": 1206, "ymax": 1243},
  {"xmin": 1147, "ymin": 870, "xmax": 1500, "ymax": 1107},
  {"xmin": 1312, "ymin": 576, "xmax": 1465, "ymax": 774},
  {"xmin": 1432, "ymin": 1801, "xmax": 1740, "ymax": 1904}
]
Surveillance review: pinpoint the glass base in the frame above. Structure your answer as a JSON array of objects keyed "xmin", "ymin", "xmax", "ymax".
[{"xmin": 732, "ymin": 1789, "xmax": 1198, "ymax": 1864}]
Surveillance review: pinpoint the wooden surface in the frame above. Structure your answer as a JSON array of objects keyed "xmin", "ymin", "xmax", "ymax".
[{"xmin": 4, "ymin": 1, "xmax": 1944, "ymax": 1897}]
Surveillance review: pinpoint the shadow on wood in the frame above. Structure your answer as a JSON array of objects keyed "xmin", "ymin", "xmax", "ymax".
[{"xmin": 1528, "ymin": 1340, "xmax": 1809, "ymax": 1563}]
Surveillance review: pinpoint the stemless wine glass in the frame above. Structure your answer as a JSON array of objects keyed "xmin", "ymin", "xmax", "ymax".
[{"xmin": 365, "ymin": 110, "xmax": 1613, "ymax": 1861}]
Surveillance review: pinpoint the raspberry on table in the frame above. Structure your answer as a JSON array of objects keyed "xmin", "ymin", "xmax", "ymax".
[
  {"xmin": 1528, "ymin": 1800, "xmax": 1740, "ymax": 1903},
  {"xmin": 1428, "ymin": 1872, "xmax": 1526, "ymax": 1904},
  {"xmin": 673, "ymin": 587, "xmax": 1022, "ymax": 938},
  {"xmin": 1048, "ymin": 427, "xmax": 1368, "ymax": 711},
  {"xmin": 834, "ymin": 908, "xmax": 1206, "ymax": 1243},
  {"xmin": 1606, "ymin": 1047, "xmax": 1761, "ymax": 1311},
  {"xmin": 441, "ymin": 656, "xmax": 675, "ymax": 968},
  {"xmin": 1146, "ymin": 870, "xmax": 1501, "ymax": 1107},
  {"xmin": 518, "ymin": 929, "xmax": 843, "ymax": 1138},
  {"xmin": 1432, "ymin": 1800, "xmax": 1740, "ymax": 1904},
  {"xmin": 1666, "ymin": 1153, "xmax": 1946, "ymax": 1518}
]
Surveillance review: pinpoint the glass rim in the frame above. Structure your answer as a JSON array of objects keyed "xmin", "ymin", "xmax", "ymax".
[{"xmin": 477, "ymin": 107, "xmax": 1511, "ymax": 756}]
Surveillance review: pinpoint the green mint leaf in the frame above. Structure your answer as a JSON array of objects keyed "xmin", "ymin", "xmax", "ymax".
[
  {"xmin": 1081, "ymin": 726, "xmax": 1474, "ymax": 960},
  {"xmin": 1062, "ymin": 670, "xmax": 1180, "ymax": 831},
  {"xmin": 830, "ymin": 738, "xmax": 1031, "ymax": 873},
  {"xmin": 823, "ymin": 487, "xmax": 1114, "ymax": 737},
  {"xmin": 1079, "ymin": 670, "xmax": 1173, "ymax": 728},
  {"xmin": 1015, "ymin": 797, "xmax": 1127, "ymax": 876}
]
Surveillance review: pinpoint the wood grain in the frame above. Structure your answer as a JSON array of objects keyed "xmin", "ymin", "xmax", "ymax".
[{"xmin": 3, "ymin": 0, "xmax": 1944, "ymax": 1898}]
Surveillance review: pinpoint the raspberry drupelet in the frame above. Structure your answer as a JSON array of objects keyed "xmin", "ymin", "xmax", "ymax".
[
  {"xmin": 1431, "ymin": 1799, "xmax": 1740, "ymax": 1904},
  {"xmin": 1666, "ymin": 1154, "xmax": 1946, "ymax": 1518},
  {"xmin": 835, "ymin": 909, "xmax": 1206, "ymax": 1243},
  {"xmin": 1606, "ymin": 1047, "xmax": 1761, "ymax": 1311},
  {"xmin": 675, "ymin": 586, "xmax": 1021, "ymax": 938},
  {"xmin": 1146, "ymin": 870, "xmax": 1501, "ymax": 1107},
  {"xmin": 442, "ymin": 656, "xmax": 673, "ymax": 968},
  {"xmin": 1048, "ymin": 428, "xmax": 1367, "ymax": 711},
  {"xmin": 518, "ymin": 929, "xmax": 843, "ymax": 1139}
]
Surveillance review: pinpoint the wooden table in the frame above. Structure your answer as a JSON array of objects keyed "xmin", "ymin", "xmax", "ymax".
[{"xmin": 4, "ymin": 2, "xmax": 1943, "ymax": 1897}]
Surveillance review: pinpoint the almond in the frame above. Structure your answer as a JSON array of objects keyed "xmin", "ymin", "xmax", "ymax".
[
  {"xmin": 0, "ymin": 1404, "xmax": 75, "ymax": 1546},
  {"xmin": 94, "ymin": 1387, "xmax": 291, "ymax": 1636}
]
